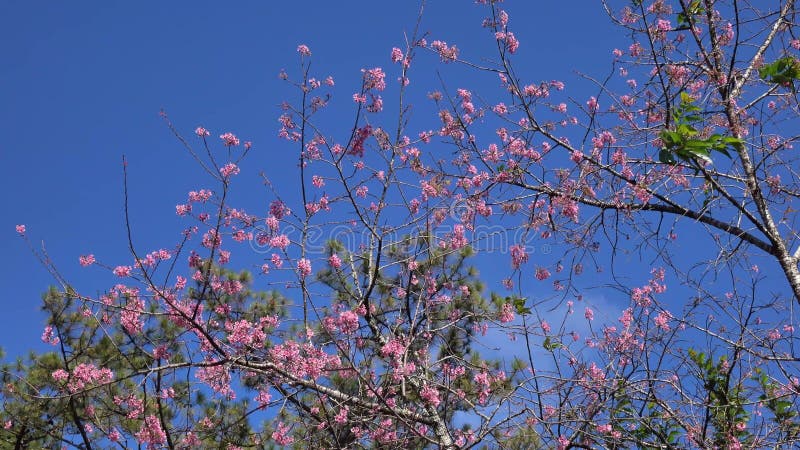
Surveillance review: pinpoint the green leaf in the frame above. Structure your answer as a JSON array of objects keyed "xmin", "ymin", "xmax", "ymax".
[
  {"xmin": 688, "ymin": 148, "xmax": 712, "ymax": 163},
  {"xmin": 658, "ymin": 92, "xmax": 741, "ymax": 165},
  {"xmin": 543, "ymin": 337, "xmax": 562, "ymax": 351},
  {"xmin": 678, "ymin": 124, "xmax": 699, "ymax": 136},
  {"xmin": 723, "ymin": 136, "xmax": 744, "ymax": 145},
  {"xmin": 659, "ymin": 149, "xmax": 676, "ymax": 164},
  {"xmin": 759, "ymin": 57, "xmax": 800, "ymax": 88},
  {"xmin": 660, "ymin": 130, "xmax": 681, "ymax": 147},
  {"xmin": 507, "ymin": 296, "xmax": 530, "ymax": 315}
]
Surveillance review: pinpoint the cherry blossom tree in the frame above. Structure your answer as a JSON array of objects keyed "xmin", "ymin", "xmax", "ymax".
[{"xmin": 4, "ymin": 0, "xmax": 800, "ymax": 448}]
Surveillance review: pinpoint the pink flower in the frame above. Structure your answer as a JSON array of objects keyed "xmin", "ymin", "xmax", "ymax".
[
  {"xmin": 41, "ymin": 325, "xmax": 60, "ymax": 345},
  {"xmin": 79, "ymin": 254, "xmax": 96, "ymax": 266},
  {"xmin": 297, "ymin": 258, "xmax": 312, "ymax": 278},
  {"xmin": 334, "ymin": 406, "xmax": 349, "ymax": 424},
  {"xmin": 585, "ymin": 307, "xmax": 594, "ymax": 321},
  {"xmin": 654, "ymin": 310, "xmax": 672, "ymax": 331},
  {"xmin": 220, "ymin": 132, "xmax": 240, "ymax": 147},
  {"xmin": 535, "ymin": 267, "xmax": 551, "ymax": 281},
  {"xmin": 337, "ymin": 310, "xmax": 359, "ymax": 334},
  {"xmin": 587, "ymin": 96, "xmax": 599, "ymax": 112},
  {"xmin": 629, "ymin": 42, "xmax": 643, "ymax": 57},
  {"xmin": 509, "ymin": 244, "xmax": 528, "ymax": 269},
  {"xmin": 113, "ymin": 266, "xmax": 132, "ymax": 277},
  {"xmin": 768, "ymin": 328, "xmax": 781, "ymax": 341},
  {"xmin": 15, "ymin": 224, "xmax": 25, "ymax": 234},
  {"xmin": 195, "ymin": 127, "xmax": 210, "ymax": 137},
  {"xmin": 363, "ymin": 67, "xmax": 386, "ymax": 91},
  {"xmin": 431, "ymin": 40, "xmax": 459, "ymax": 62},
  {"xmin": 272, "ymin": 421, "xmax": 294, "ymax": 446},
  {"xmin": 596, "ymin": 424, "xmax": 612, "ymax": 433},
  {"xmin": 271, "ymin": 253, "xmax": 283, "ymax": 268},
  {"xmin": 219, "ymin": 162, "xmax": 240, "ymax": 178},
  {"xmin": 297, "ymin": 44, "xmax": 311, "ymax": 56},
  {"xmin": 450, "ymin": 224, "xmax": 468, "ymax": 249},
  {"xmin": 391, "ymin": 47, "xmax": 404, "ymax": 63},
  {"xmin": 420, "ymin": 385, "xmax": 441, "ymax": 407},
  {"xmin": 135, "ymin": 415, "xmax": 167, "ymax": 449},
  {"xmin": 52, "ymin": 369, "xmax": 69, "ymax": 382},
  {"xmin": 499, "ymin": 303, "xmax": 515, "ymax": 323},
  {"xmin": 255, "ymin": 389, "xmax": 272, "ymax": 408},
  {"xmin": 176, "ymin": 204, "xmax": 191, "ymax": 215},
  {"xmin": 496, "ymin": 31, "xmax": 519, "ymax": 53},
  {"xmin": 329, "ymin": 254, "xmax": 342, "ymax": 269},
  {"xmin": 269, "ymin": 234, "xmax": 290, "ymax": 250}
]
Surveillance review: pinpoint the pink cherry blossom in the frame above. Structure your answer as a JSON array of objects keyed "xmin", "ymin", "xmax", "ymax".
[
  {"xmin": 297, "ymin": 258, "xmax": 311, "ymax": 278},
  {"xmin": 391, "ymin": 47, "xmax": 403, "ymax": 63},
  {"xmin": 79, "ymin": 254, "xmax": 95, "ymax": 266},
  {"xmin": 113, "ymin": 266, "xmax": 132, "ymax": 277},
  {"xmin": 220, "ymin": 132, "xmax": 240, "ymax": 147},
  {"xmin": 296, "ymin": 44, "xmax": 311, "ymax": 56}
]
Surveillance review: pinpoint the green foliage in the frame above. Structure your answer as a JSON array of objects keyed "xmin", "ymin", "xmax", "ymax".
[
  {"xmin": 511, "ymin": 296, "xmax": 530, "ymax": 315},
  {"xmin": 688, "ymin": 349, "xmax": 750, "ymax": 446},
  {"xmin": 659, "ymin": 92, "xmax": 742, "ymax": 165},
  {"xmin": 542, "ymin": 336, "xmax": 562, "ymax": 352},
  {"xmin": 758, "ymin": 56, "xmax": 800, "ymax": 88},
  {"xmin": 676, "ymin": 0, "xmax": 704, "ymax": 29},
  {"xmin": 753, "ymin": 368, "xmax": 800, "ymax": 440}
]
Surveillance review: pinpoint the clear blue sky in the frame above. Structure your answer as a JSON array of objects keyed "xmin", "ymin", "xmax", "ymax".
[{"xmin": 1, "ymin": 2, "xmax": 621, "ymax": 357}]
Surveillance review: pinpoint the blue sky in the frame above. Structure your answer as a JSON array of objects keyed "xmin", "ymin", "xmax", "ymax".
[{"xmin": 0, "ymin": 2, "xmax": 622, "ymax": 357}]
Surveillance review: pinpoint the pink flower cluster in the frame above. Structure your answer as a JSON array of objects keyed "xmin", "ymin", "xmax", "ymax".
[
  {"xmin": 272, "ymin": 421, "xmax": 294, "ymax": 445},
  {"xmin": 495, "ymin": 31, "xmax": 519, "ymax": 53},
  {"xmin": 41, "ymin": 325, "xmax": 60, "ymax": 345},
  {"xmin": 226, "ymin": 318, "xmax": 269, "ymax": 348},
  {"xmin": 499, "ymin": 303, "xmax": 515, "ymax": 323},
  {"xmin": 348, "ymin": 125, "xmax": 372, "ymax": 157},
  {"xmin": 450, "ymin": 224, "xmax": 468, "ymax": 249},
  {"xmin": 391, "ymin": 47, "xmax": 403, "ymax": 63},
  {"xmin": 113, "ymin": 265, "xmax": 132, "ymax": 277},
  {"xmin": 269, "ymin": 340, "xmax": 340, "ymax": 380},
  {"xmin": 135, "ymin": 415, "xmax": 167, "ymax": 449},
  {"xmin": 219, "ymin": 162, "xmax": 240, "ymax": 178},
  {"xmin": 196, "ymin": 363, "xmax": 234, "ymax": 398},
  {"xmin": 509, "ymin": 244, "xmax": 528, "ymax": 269},
  {"xmin": 297, "ymin": 258, "xmax": 312, "ymax": 278},
  {"xmin": 362, "ymin": 67, "xmax": 386, "ymax": 91},
  {"xmin": 52, "ymin": 363, "xmax": 114, "ymax": 393},
  {"xmin": 220, "ymin": 132, "xmax": 240, "ymax": 147},
  {"xmin": 79, "ymin": 254, "xmax": 96, "ymax": 266},
  {"xmin": 431, "ymin": 40, "xmax": 459, "ymax": 62}
]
